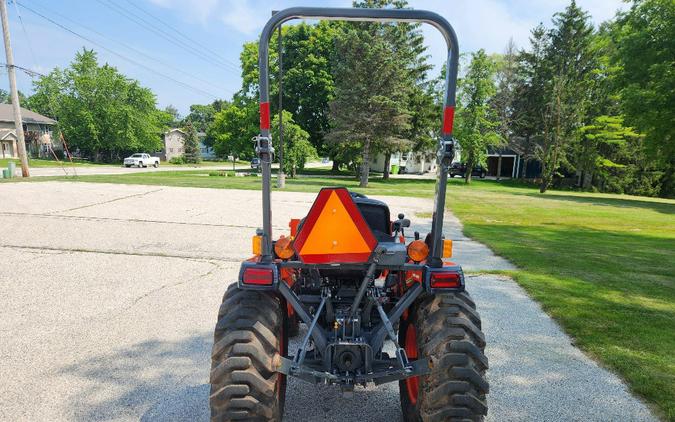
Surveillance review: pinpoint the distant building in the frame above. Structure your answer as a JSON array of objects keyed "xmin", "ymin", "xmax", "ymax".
[
  {"xmin": 486, "ymin": 145, "xmax": 541, "ymax": 179},
  {"xmin": 0, "ymin": 104, "xmax": 57, "ymax": 159},
  {"xmin": 371, "ymin": 145, "xmax": 460, "ymax": 175},
  {"xmin": 199, "ymin": 135, "xmax": 215, "ymax": 159},
  {"xmin": 160, "ymin": 128, "xmax": 212, "ymax": 161},
  {"xmin": 160, "ymin": 128, "xmax": 185, "ymax": 161}
]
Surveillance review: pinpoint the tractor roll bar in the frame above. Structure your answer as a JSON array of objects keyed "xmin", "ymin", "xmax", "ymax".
[{"xmin": 257, "ymin": 7, "xmax": 459, "ymax": 267}]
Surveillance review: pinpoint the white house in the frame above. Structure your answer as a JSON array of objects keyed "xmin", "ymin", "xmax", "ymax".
[{"xmin": 371, "ymin": 143, "xmax": 461, "ymax": 175}]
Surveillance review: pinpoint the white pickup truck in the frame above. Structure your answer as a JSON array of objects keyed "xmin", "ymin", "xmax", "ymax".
[{"xmin": 123, "ymin": 153, "xmax": 160, "ymax": 168}]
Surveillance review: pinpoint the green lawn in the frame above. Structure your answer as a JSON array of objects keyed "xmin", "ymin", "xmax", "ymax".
[
  {"xmin": 447, "ymin": 182, "xmax": 674, "ymax": 421},
  {"xmin": 4, "ymin": 170, "xmax": 674, "ymax": 418},
  {"xmin": 0, "ymin": 158, "xmax": 107, "ymax": 168}
]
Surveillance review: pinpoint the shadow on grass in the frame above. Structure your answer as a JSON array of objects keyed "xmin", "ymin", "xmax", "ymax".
[
  {"xmin": 464, "ymin": 222, "xmax": 674, "ymax": 417},
  {"xmin": 519, "ymin": 192, "xmax": 675, "ymax": 215}
]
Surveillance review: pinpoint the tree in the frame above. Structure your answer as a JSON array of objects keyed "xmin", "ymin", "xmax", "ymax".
[
  {"xmin": 209, "ymin": 103, "xmax": 258, "ymax": 160},
  {"xmin": 511, "ymin": 25, "xmax": 550, "ymax": 178},
  {"xmin": 163, "ymin": 105, "xmax": 181, "ymax": 126},
  {"xmin": 271, "ymin": 111, "xmax": 317, "ymax": 177},
  {"xmin": 576, "ymin": 115, "xmax": 639, "ymax": 188},
  {"xmin": 328, "ymin": 22, "xmax": 411, "ymax": 187},
  {"xmin": 29, "ymin": 49, "xmax": 164, "ymax": 161},
  {"xmin": 538, "ymin": 0, "xmax": 596, "ymax": 192},
  {"xmin": 611, "ymin": 0, "xmax": 675, "ymax": 197},
  {"xmin": 0, "ymin": 88, "xmax": 28, "ymax": 105},
  {"xmin": 185, "ymin": 100, "xmax": 228, "ymax": 148},
  {"xmin": 237, "ymin": 22, "xmax": 339, "ymax": 166},
  {"xmin": 182, "ymin": 119, "xmax": 201, "ymax": 163},
  {"xmin": 492, "ymin": 40, "xmax": 521, "ymax": 147},
  {"xmin": 455, "ymin": 50, "xmax": 502, "ymax": 183}
]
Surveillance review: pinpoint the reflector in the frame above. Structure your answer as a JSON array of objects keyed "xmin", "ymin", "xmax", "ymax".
[
  {"xmin": 407, "ymin": 240, "xmax": 429, "ymax": 262},
  {"xmin": 430, "ymin": 271, "xmax": 461, "ymax": 289},
  {"xmin": 293, "ymin": 188, "xmax": 377, "ymax": 264},
  {"xmin": 243, "ymin": 267, "xmax": 274, "ymax": 285},
  {"xmin": 274, "ymin": 235, "xmax": 295, "ymax": 259}
]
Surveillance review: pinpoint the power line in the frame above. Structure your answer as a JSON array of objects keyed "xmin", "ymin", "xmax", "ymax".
[
  {"xmin": 95, "ymin": 0, "xmax": 240, "ymax": 74},
  {"xmin": 121, "ymin": 0, "xmax": 241, "ymax": 72},
  {"xmin": 16, "ymin": 2, "xmax": 221, "ymax": 100},
  {"xmin": 19, "ymin": 0, "xmax": 233, "ymax": 96},
  {"xmin": 1, "ymin": 63, "xmax": 45, "ymax": 78}
]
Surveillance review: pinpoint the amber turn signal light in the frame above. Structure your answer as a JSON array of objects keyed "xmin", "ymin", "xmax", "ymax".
[
  {"xmin": 407, "ymin": 240, "xmax": 429, "ymax": 262},
  {"xmin": 274, "ymin": 235, "xmax": 295, "ymax": 259},
  {"xmin": 442, "ymin": 239, "xmax": 453, "ymax": 258},
  {"xmin": 252, "ymin": 235, "xmax": 262, "ymax": 255}
]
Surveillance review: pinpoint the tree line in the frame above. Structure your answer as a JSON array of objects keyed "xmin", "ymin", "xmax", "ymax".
[
  {"xmin": 198, "ymin": 0, "xmax": 671, "ymax": 196},
  {"xmin": 22, "ymin": 0, "xmax": 672, "ymax": 197}
]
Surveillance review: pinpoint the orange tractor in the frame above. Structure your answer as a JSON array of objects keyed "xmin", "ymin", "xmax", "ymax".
[{"xmin": 209, "ymin": 7, "xmax": 488, "ymax": 421}]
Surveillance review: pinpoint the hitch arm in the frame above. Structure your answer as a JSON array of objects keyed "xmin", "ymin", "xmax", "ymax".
[
  {"xmin": 369, "ymin": 283, "xmax": 423, "ymax": 352},
  {"xmin": 278, "ymin": 281, "xmax": 328, "ymax": 353}
]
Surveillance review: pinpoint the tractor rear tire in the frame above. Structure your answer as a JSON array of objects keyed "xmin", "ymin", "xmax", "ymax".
[
  {"xmin": 399, "ymin": 291, "xmax": 489, "ymax": 422},
  {"xmin": 210, "ymin": 284, "xmax": 287, "ymax": 421}
]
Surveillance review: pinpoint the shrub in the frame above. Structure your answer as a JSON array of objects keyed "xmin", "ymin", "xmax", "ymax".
[{"xmin": 169, "ymin": 156, "xmax": 186, "ymax": 165}]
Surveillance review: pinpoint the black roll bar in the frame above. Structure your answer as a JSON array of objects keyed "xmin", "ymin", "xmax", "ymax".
[{"xmin": 257, "ymin": 7, "xmax": 459, "ymax": 266}]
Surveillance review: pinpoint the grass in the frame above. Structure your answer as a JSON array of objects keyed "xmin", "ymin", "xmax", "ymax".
[
  {"xmin": 164, "ymin": 159, "xmax": 250, "ymax": 167},
  {"xmin": 0, "ymin": 158, "xmax": 106, "ymax": 168},
  {"xmin": 447, "ymin": 182, "xmax": 675, "ymax": 420},
  {"xmin": 0, "ymin": 157, "xmax": 251, "ymax": 169},
  {"xmin": 5, "ymin": 170, "xmax": 674, "ymax": 418}
]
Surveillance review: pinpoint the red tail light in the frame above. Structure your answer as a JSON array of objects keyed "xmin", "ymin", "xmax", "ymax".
[
  {"xmin": 242, "ymin": 267, "xmax": 274, "ymax": 285},
  {"xmin": 430, "ymin": 271, "xmax": 462, "ymax": 289}
]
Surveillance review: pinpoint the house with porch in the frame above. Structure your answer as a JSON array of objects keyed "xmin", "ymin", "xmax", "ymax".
[
  {"xmin": 0, "ymin": 104, "xmax": 57, "ymax": 159},
  {"xmin": 486, "ymin": 145, "xmax": 541, "ymax": 179}
]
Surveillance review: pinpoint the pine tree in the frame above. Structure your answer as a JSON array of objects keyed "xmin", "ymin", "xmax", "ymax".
[
  {"xmin": 327, "ymin": 19, "xmax": 411, "ymax": 187},
  {"xmin": 455, "ymin": 50, "xmax": 502, "ymax": 184},
  {"xmin": 538, "ymin": 0, "xmax": 596, "ymax": 192},
  {"xmin": 182, "ymin": 119, "xmax": 201, "ymax": 164}
]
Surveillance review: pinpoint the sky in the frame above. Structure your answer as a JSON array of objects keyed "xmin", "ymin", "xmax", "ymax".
[{"xmin": 3, "ymin": 0, "xmax": 628, "ymax": 115}]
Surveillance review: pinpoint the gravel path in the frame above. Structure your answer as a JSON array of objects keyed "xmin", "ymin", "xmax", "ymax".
[{"xmin": 0, "ymin": 182, "xmax": 657, "ymax": 421}]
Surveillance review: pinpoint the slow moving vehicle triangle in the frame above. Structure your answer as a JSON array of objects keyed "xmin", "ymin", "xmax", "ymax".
[{"xmin": 294, "ymin": 188, "xmax": 377, "ymax": 264}]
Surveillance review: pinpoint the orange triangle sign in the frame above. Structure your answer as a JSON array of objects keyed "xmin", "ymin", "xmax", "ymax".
[{"xmin": 294, "ymin": 188, "xmax": 377, "ymax": 264}]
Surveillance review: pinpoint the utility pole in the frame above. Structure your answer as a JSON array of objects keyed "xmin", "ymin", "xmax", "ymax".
[
  {"xmin": 0, "ymin": 0, "xmax": 29, "ymax": 177},
  {"xmin": 273, "ymin": 11, "xmax": 285, "ymax": 188}
]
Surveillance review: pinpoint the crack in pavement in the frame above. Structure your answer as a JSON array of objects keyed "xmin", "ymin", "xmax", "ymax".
[
  {"xmin": 0, "ymin": 244, "xmax": 244, "ymax": 263},
  {"xmin": 0, "ymin": 211, "xmax": 286, "ymax": 231},
  {"xmin": 51, "ymin": 188, "xmax": 165, "ymax": 213},
  {"xmin": 122, "ymin": 260, "xmax": 225, "ymax": 313}
]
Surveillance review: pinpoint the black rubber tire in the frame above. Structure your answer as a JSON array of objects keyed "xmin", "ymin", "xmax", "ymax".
[
  {"xmin": 286, "ymin": 311, "xmax": 300, "ymax": 338},
  {"xmin": 399, "ymin": 291, "xmax": 489, "ymax": 422},
  {"xmin": 210, "ymin": 284, "xmax": 287, "ymax": 421},
  {"xmin": 153, "ymin": 162, "xmax": 159, "ymax": 168}
]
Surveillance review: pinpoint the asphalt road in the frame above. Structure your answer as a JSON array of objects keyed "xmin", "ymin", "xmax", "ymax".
[
  {"xmin": 0, "ymin": 182, "xmax": 657, "ymax": 421},
  {"xmin": 16, "ymin": 160, "xmax": 328, "ymax": 178}
]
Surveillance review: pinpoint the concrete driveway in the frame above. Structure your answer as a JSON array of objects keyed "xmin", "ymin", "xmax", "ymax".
[{"xmin": 0, "ymin": 182, "xmax": 657, "ymax": 421}]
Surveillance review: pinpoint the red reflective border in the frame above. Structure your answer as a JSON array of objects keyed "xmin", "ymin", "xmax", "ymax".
[
  {"xmin": 260, "ymin": 102, "xmax": 271, "ymax": 130},
  {"xmin": 442, "ymin": 105, "xmax": 455, "ymax": 135},
  {"xmin": 293, "ymin": 187, "xmax": 377, "ymax": 264}
]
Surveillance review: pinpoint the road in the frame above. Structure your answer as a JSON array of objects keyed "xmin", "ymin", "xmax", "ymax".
[
  {"xmin": 15, "ymin": 160, "xmax": 328, "ymax": 177},
  {"xmin": 0, "ymin": 182, "xmax": 657, "ymax": 421}
]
